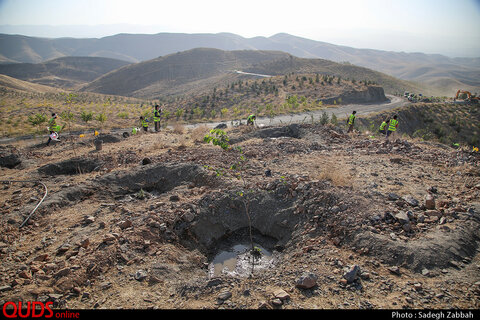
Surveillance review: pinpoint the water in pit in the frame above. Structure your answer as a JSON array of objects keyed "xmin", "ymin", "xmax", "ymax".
[{"xmin": 208, "ymin": 243, "xmax": 275, "ymax": 278}]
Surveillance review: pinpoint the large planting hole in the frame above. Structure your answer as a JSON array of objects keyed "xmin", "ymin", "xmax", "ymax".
[
  {"xmin": 207, "ymin": 227, "xmax": 280, "ymax": 278},
  {"xmin": 38, "ymin": 158, "xmax": 102, "ymax": 176}
]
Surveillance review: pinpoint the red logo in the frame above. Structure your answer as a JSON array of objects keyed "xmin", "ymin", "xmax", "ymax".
[{"xmin": 2, "ymin": 301, "xmax": 54, "ymax": 318}]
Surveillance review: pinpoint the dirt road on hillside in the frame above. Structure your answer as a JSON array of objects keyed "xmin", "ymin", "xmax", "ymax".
[
  {"xmin": 0, "ymin": 95, "xmax": 407, "ymax": 144},
  {"xmin": 185, "ymin": 95, "xmax": 408, "ymax": 129}
]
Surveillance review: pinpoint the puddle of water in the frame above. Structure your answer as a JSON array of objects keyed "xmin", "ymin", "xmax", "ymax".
[{"xmin": 208, "ymin": 243, "xmax": 275, "ymax": 278}]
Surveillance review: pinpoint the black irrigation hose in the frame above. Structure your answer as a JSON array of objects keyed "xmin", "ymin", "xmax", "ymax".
[{"xmin": 0, "ymin": 180, "xmax": 48, "ymax": 228}]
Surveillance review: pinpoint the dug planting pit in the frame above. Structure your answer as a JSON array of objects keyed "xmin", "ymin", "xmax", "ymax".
[
  {"xmin": 38, "ymin": 157, "xmax": 103, "ymax": 176},
  {"xmin": 177, "ymin": 188, "xmax": 303, "ymax": 278}
]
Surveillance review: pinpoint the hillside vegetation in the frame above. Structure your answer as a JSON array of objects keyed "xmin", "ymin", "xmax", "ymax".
[
  {"xmin": 0, "ymin": 70, "xmax": 388, "ymax": 137},
  {"xmin": 357, "ymin": 102, "xmax": 480, "ymax": 147}
]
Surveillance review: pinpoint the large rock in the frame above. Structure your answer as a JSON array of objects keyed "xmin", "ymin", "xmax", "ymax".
[
  {"xmin": 295, "ymin": 272, "xmax": 318, "ymax": 289},
  {"xmin": 343, "ymin": 265, "xmax": 361, "ymax": 283}
]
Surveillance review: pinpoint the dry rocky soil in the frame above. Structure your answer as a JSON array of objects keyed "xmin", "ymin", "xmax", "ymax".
[{"xmin": 0, "ymin": 122, "xmax": 479, "ymax": 310}]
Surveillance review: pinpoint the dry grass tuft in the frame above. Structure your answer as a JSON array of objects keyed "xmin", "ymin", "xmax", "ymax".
[{"xmin": 317, "ymin": 162, "xmax": 353, "ymax": 187}]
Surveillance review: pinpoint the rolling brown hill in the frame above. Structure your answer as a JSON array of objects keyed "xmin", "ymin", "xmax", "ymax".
[
  {"xmin": 80, "ymin": 48, "xmax": 425, "ymax": 99},
  {"xmin": 0, "ymin": 74, "xmax": 62, "ymax": 93},
  {"xmin": 0, "ymin": 56, "xmax": 131, "ymax": 89}
]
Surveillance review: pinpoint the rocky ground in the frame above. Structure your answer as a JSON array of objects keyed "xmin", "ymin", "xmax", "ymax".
[{"xmin": 0, "ymin": 122, "xmax": 479, "ymax": 310}]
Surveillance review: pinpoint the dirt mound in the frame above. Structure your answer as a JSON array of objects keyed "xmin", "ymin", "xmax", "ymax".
[{"xmin": 351, "ymin": 204, "xmax": 480, "ymax": 272}]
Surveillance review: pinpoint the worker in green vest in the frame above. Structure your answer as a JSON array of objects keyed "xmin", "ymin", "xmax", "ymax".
[
  {"xmin": 347, "ymin": 111, "xmax": 356, "ymax": 133},
  {"xmin": 153, "ymin": 104, "xmax": 162, "ymax": 132},
  {"xmin": 140, "ymin": 116, "xmax": 149, "ymax": 132},
  {"xmin": 379, "ymin": 118, "xmax": 388, "ymax": 135},
  {"xmin": 247, "ymin": 114, "xmax": 256, "ymax": 126},
  {"xmin": 386, "ymin": 115, "xmax": 399, "ymax": 139}
]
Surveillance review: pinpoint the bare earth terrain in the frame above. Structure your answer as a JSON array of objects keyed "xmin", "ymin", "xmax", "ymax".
[{"xmin": 0, "ymin": 121, "xmax": 479, "ymax": 310}]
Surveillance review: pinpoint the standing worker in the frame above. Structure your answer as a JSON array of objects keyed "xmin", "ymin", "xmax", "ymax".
[
  {"xmin": 153, "ymin": 104, "xmax": 162, "ymax": 132},
  {"xmin": 347, "ymin": 111, "xmax": 356, "ymax": 133},
  {"xmin": 386, "ymin": 115, "xmax": 399, "ymax": 139}
]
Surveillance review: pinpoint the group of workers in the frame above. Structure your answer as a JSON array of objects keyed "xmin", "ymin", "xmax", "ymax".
[
  {"xmin": 136, "ymin": 104, "xmax": 162, "ymax": 134},
  {"xmin": 347, "ymin": 110, "xmax": 399, "ymax": 139},
  {"xmin": 44, "ymin": 105, "xmax": 398, "ymax": 146}
]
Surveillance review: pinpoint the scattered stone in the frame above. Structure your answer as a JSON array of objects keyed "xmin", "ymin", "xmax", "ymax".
[
  {"xmin": 394, "ymin": 211, "xmax": 409, "ymax": 224},
  {"xmin": 99, "ymin": 281, "xmax": 112, "ymax": 290},
  {"xmin": 78, "ymin": 238, "xmax": 90, "ymax": 248},
  {"xmin": 103, "ymin": 233, "xmax": 117, "ymax": 243},
  {"xmin": 56, "ymin": 243, "xmax": 71, "ymax": 254},
  {"xmin": 427, "ymin": 186, "xmax": 438, "ymax": 194},
  {"xmin": 118, "ymin": 220, "xmax": 132, "ymax": 229},
  {"xmin": 54, "ymin": 267, "xmax": 70, "ymax": 278},
  {"xmin": 271, "ymin": 298, "xmax": 283, "ymax": 306},
  {"xmin": 18, "ymin": 270, "xmax": 31, "ymax": 279},
  {"xmin": 343, "ymin": 265, "xmax": 361, "ymax": 283},
  {"xmin": 425, "ymin": 194, "xmax": 436, "ymax": 210},
  {"xmin": 273, "ymin": 289, "xmax": 290, "ymax": 301},
  {"xmin": 388, "ymin": 193, "xmax": 400, "ymax": 201},
  {"xmin": 295, "ymin": 272, "xmax": 318, "ymax": 289},
  {"xmin": 84, "ymin": 216, "xmax": 96, "ymax": 224},
  {"xmin": 388, "ymin": 266, "xmax": 401, "ymax": 275},
  {"xmin": 134, "ymin": 270, "xmax": 147, "ymax": 281},
  {"xmin": 217, "ymin": 290, "xmax": 232, "ymax": 301},
  {"xmin": 403, "ymin": 195, "xmax": 419, "ymax": 207},
  {"xmin": 34, "ymin": 254, "xmax": 49, "ymax": 262}
]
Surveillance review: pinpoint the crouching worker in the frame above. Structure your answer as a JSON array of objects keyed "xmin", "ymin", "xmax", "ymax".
[
  {"xmin": 247, "ymin": 114, "xmax": 256, "ymax": 126},
  {"xmin": 379, "ymin": 118, "xmax": 388, "ymax": 135},
  {"xmin": 46, "ymin": 113, "xmax": 62, "ymax": 146},
  {"xmin": 140, "ymin": 116, "xmax": 149, "ymax": 132}
]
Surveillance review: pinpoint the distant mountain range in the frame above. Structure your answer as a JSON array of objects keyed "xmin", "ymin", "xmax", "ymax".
[{"xmin": 0, "ymin": 32, "xmax": 478, "ymax": 95}]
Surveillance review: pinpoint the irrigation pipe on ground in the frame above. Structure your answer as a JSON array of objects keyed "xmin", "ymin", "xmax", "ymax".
[{"xmin": 0, "ymin": 180, "xmax": 48, "ymax": 228}]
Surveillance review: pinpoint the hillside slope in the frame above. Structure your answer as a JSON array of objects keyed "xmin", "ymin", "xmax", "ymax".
[
  {"xmin": 0, "ymin": 74, "xmax": 61, "ymax": 93},
  {"xmin": 357, "ymin": 102, "xmax": 480, "ymax": 147},
  {"xmin": 80, "ymin": 48, "xmax": 424, "ymax": 99},
  {"xmin": 0, "ymin": 56, "xmax": 131, "ymax": 89}
]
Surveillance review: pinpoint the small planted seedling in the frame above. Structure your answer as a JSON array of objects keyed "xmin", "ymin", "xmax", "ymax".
[{"xmin": 251, "ymin": 246, "xmax": 262, "ymax": 259}]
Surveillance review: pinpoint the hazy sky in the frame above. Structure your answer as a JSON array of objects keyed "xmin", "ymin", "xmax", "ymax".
[{"xmin": 1, "ymin": 0, "xmax": 479, "ymax": 57}]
